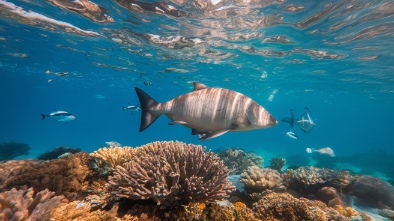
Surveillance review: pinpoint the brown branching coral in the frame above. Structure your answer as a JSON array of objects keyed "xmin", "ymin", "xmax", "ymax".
[
  {"xmin": 253, "ymin": 192, "xmax": 347, "ymax": 221},
  {"xmin": 109, "ymin": 141, "xmax": 236, "ymax": 207},
  {"xmin": 0, "ymin": 152, "xmax": 93, "ymax": 200},
  {"xmin": 240, "ymin": 166, "xmax": 285, "ymax": 194},
  {"xmin": 0, "ymin": 187, "xmax": 65, "ymax": 221},
  {"xmin": 217, "ymin": 147, "xmax": 264, "ymax": 175}
]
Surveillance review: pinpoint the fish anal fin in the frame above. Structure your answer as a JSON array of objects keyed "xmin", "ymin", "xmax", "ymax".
[
  {"xmin": 169, "ymin": 121, "xmax": 188, "ymax": 125},
  {"xmin": 191, "ymin": 128, "xmax": 206, "ymax": 135},
  {"xmin": 193, "ymin": 82, "xmax": 208, "ymax": 91},
  {"xmin": 198, "ymin": 129, "xmax": 230, "ymax": 140}
]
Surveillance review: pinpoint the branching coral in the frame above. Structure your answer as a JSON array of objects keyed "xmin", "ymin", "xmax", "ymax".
[
  {"xmin": 282, "ymin": 166, "xmax": 354, "ymax": 195},
  {"xmin": 0, "ymin": 153, "xmax": 93, "ymax": 200},
  {"xmin": 253, "ymin": 192, "xmax": 347, "ymax": 221},
  {"xmin": 240, "ymin": 166, "xmax": 285, "ymax": 194},
  {"xmin": 0, "ymin": 142, "xmax": 30, "ymax": 161},
  {"xmin": 109, "ymin": 141, "xmax": 236, "ymax": 206},
  {"xmin": 0, "ymin": 187, "xmax": 65, "ymax": 221},
  {"xmin": 90, "ymin": 146, "xmax": 136, "ymax": 169},
  {"xmin": 217, "ymin": 147, "xmax": 263, "ymax": 175}
]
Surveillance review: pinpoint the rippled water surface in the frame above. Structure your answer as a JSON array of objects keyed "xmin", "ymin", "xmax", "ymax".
[{"xmin": 1, "ymin": 0, "xmax": 393, "ymax": 163}]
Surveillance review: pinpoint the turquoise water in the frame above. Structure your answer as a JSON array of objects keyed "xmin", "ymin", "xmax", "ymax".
[{"xmin": 1, "ymin": 0, "xmax": 393, "ymax": 176}]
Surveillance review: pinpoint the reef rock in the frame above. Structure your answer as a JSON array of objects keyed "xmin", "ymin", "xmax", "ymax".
[{"xmin": 349, "ymin": 175, "xmax": 394, "ymax": 209}]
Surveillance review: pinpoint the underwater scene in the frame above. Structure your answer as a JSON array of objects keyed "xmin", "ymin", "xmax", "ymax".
[{"xmin": 1, "ymin": 0, "xmax": 394, "ymax": 220}]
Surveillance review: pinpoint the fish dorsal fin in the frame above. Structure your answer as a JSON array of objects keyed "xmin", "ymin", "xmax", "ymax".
[{"xmin": 193, "ymin": 82, "xmax": 208, "ymax": 91}]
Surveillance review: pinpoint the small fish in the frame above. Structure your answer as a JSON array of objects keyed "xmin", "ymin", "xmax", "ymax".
[
  {"xmin": 285, "ymin": 131, "xmax": 298, "ymax": 139},
  {"xmin": 306, "ymin": 147, "xmax": 335, "ymax": 157},
  {"xmin": 54, "ymin": 72, "xmax": 69, "ymax": 77},
  {"xmin": 41, "ymin": 111, "xmax": 76, "ymax": 122},
  {"xmin": 134, "ymin": 82, "xmax": 277, "ymax": 140},
  {"xmin": 105, "ymin": 141, "xmax": 121, "ymax": 147},
  {"xmin": 122, "ymin": 105, "xmax": 141, "ymax": 111}
]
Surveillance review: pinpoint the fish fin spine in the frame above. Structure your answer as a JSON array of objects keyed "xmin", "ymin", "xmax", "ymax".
[
  {"xmin": 134, "ymin": 87, "xmax": 161, "ymax": 131},
  {"xmin": 193, "ymin": 82, "xmax": 208, "ymax": 91}
]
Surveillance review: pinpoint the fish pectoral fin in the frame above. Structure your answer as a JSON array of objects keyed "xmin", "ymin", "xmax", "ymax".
[
  {"xmin": 169, "ymin": 121, "xmax": 188, "ymax": 125},
  {"xmin": 198, "ymin": 129, "xmax": 231, "ymax": 140}
]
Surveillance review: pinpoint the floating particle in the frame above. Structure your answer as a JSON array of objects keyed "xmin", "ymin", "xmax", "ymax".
[{"xmin": 45, "ymin": 70, "xmax": 51, "ymax": 74}]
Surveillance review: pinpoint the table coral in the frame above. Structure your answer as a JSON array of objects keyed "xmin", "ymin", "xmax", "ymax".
[
  {"xmin": 109, "ymin": 141, "xmax": 236, "ymax": 207},
  {"xmin": 0, "ymin": 186, "xmax": 65, "ymax": 221},
  {"xmin": 240, "ymin": 166, "xmax": 285, "ymax": 194},
  {"xmin": 217, "ymin": 147, "xmax": 263, "ymax": 175}
]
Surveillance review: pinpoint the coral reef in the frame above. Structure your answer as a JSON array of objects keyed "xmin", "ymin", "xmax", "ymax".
[
  {"xmin": 282, "ymin": 166, "xmax": 354, "ymax": 195},
  {"xmin": 240, "ymin": 166, "xmax": 285, "ymax": 194},
  {"xmin": 253, "ymin": 192, "xmax": 347, "ymax": 221},
  {"xmin": 269, "ymin": 156, "xmax": 286, "ymax": 173},
  {"xmin": 217, "ymin": 147, "xmax": 263, "ymax": 175},
  {"xmin": 50, "ymin": 200, "xmax": 138, "ymax": 221},
  {"xmin": 109, "ymin": 141, "xmax": 236, "ymax": 206},
  {"xmin": 90, "ymin": 146, "xmax": 135, "ymax": 170},
  {"xmin": 349, "ymin": 175, "xmax": 394, "ymax": 209},
  {"xmin": 37, "ymin": 146, "xmax": 81, "ymax": 160},
  {"xmin": 0, "ymin": 152, "xmax": 93, "ymax": 200},
  {"xmin": 0, "ymin": 142, "xmax": 30, "ymax": 161},
  {"xmin": 0, "ymin": 186, "xmax": 65, "ymax": 221}
]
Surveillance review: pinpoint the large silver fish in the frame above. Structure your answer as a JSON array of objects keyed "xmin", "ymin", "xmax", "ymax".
[{"xmin": 134, "ymin": 82, "xmax": 277, "ymax": 140}]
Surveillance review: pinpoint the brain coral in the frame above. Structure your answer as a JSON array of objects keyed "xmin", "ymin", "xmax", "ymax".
[
  {"xmin": 108, "ymin": 141, "xmax": 236, "ymax": 206},
  {"xmin": 240, "ymin": 166, "xmax": 285, "ymax": 193}
]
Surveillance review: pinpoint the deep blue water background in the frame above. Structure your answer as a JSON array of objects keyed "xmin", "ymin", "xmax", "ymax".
[{"xmin": 1, "ymin": 0, "xmax": 394, "ymax": 178}]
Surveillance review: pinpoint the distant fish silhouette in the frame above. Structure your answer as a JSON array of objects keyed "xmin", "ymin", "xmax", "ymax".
[{"xmin": 134, "ymin": 82, "xmax": 277, "ymax": 140}]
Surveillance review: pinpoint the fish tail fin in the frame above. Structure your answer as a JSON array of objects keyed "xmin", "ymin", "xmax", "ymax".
[
  {"xmin": 134, "ymin": 87, "xmax": 161, "ymax": 131},
  {"xmin": 41, "ymin": 113, "xmax": 46, "ymax": 120},
  {"xmin": 122, "ymin": 106, "xmax": 125, "ymax": 111}
]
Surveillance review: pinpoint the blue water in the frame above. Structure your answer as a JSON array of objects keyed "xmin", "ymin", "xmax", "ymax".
[{"xmin": 1, "ymin": 0, "xmax": 393, "ymax": 175}]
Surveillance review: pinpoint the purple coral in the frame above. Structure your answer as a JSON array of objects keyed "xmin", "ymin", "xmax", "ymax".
[
  {"xmin": 0, "ymin": 186, "xmax": 64, "ymax": 220},
  {"xmin": 108, "ymin": 141, "xmax": 236, "ymax": 206}
]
